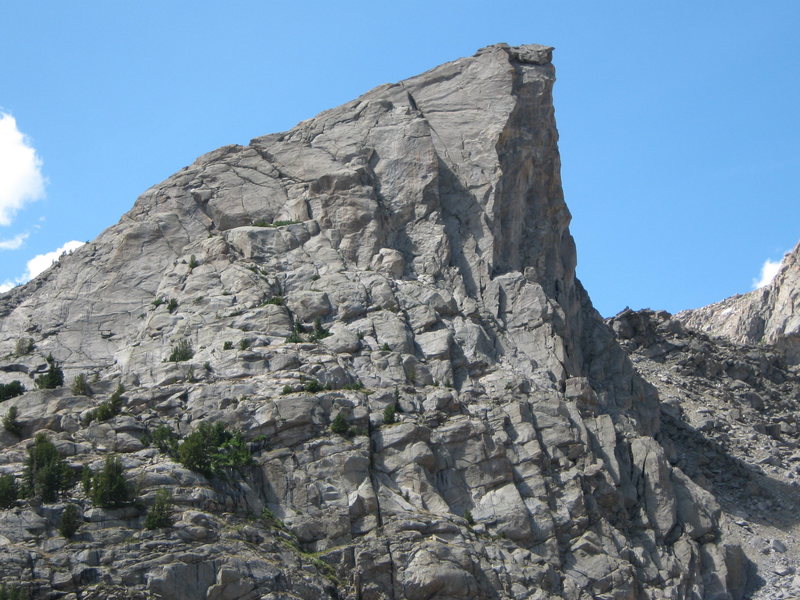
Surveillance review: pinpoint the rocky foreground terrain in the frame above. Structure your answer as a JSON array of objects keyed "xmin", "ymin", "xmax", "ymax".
[
  {"xmin": 0, "ymin": 43, "xmax": 796, "ymax": 599},
  {"xmin": 610, "ymin": 269, "xmax": 800, "ymax": 599}
]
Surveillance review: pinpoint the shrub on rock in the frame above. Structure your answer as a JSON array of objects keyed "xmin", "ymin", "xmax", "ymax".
[
  {"xmin": 58, "ymin": 504, "xmax": 82, "ymax": 538},
  {"xmin": 330, "ymin": 413, "xmax": 349, "ymax": 436},
  {"xmin": 177, "ymin": 422, "xmax": 251, "ymax": 477},
  {"xmin": 70, "ymin": 374, "xmax": 91, "ymax": 396},
  {"xmin": 383, "ymin": 404, "xmax": 397, "ymax": 425},
  {"xmin": 0, "ymin": 381, "xmax": 25, "ymax": 402},
  {"xmin": 35, "ymin": 355, "xmax": 64, "ymax": 390},
  {"xmin": 167, "ymin": 339, "xmax": 194, "ymax": 362},
  {"xmin": 3, "ymin": 406, "xmax": 22, "ymax": 436},
  {"xmin": 90, "ymin": 457, "xmax": 132, "ymax": 508},
  {"xmin": 144, "ymin": 489, "xmax": 173, "ymax": 529},
  {"xmin": 83, "ymin": 384, "xmax": 124, "ymax": 425},
  {"xmin": 24, "ymin": 434, "xmax": 71, "ymax": 502},
  {"xmin": 0, "ymin": 474, "xmax": 18, "ymax": 508},
  {"xmin": 151, "ymin": 423, "xmax": 179, "ymax": 457},
  {"xmin": 14, "ymin": 337, "xmax": 34, "ymax": 357}
]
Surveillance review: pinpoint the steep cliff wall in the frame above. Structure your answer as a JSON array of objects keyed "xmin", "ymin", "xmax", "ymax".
[{"xmin": 0, "ymin": 44, "xmax": 746, "ymax": 599}]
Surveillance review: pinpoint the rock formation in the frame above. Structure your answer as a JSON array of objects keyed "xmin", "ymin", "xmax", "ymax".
[
  {"xmin": 609, "ymin": 307, "xmax": 800, "ymax": 599},
  {"xmin": 677, "ymin": 242, "xmax": 800, "ymax": 365},
  {"xmin": 0, "ymin": 44, "xmax": 756, "ymax": 599}
]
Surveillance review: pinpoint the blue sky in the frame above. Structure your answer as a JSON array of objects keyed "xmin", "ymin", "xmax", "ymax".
[{"xmin": 1, "ymin": 1, "xmax": 798, "ymax": 316}]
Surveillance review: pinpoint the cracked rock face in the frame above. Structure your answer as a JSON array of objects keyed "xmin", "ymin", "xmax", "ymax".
[{"xmin": 0, "ymin": 44, "xmax": 747, "ymax": 599}]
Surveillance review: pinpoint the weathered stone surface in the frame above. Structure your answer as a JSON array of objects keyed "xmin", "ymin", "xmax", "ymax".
[
  {"xmin": 609, "ymin": 307, "xmax": 800, "ymax": 600},
  {"xmin": 0, "ymin": 43, "xmax": 758, "ymax": 600}
]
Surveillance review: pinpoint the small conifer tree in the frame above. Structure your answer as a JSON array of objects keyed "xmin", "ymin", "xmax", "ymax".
[
  {"xmin": 383, "ymin": 403, "xmax": 397, "ymax": 425},
  {"xmin": 35, "ymin": 355, "xmax": 64, "ymax": 390},
  {"xmin": 25, "ymin": 434, "xmax": 71, "ymax": 502},
  {"xmin": 90, "ymin": 457, "xmax": 132, "ymax": 508},
  {"xmin": 330, "ymin": 413, "xmax": 349, "ymax": 435},
  {"xmin": 70, "ymin": 373, "xmax": 91, "ymax": 396},
  {"xmin": 58, "ymin": 504, "xmax": 82, "ymax": 538},
  {"xmin": 0, "ymin": 474, "xmax": 18, "ymax": 508},
  {"xmin": 144, "ymin": 489, "xmax": 174, "ymax": 529},
  {"xmin": 3, "ymin": 406, "xmax": 22, "ymax": 436},
  {"xmin": 0, "ymin": 380, "xmax": 25, "ymax": 401}
]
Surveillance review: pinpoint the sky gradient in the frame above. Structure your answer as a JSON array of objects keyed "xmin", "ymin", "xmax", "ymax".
[{"xmin": 1, "ymin": 1, "xmax": 798, "ymax": 316}]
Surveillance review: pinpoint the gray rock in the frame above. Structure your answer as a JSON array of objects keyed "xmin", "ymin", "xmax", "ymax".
[
  {"xmin": 0, "ymin": 42, "xmax": 758, "ymax": 600},
  {"xmin": 370, "ymin": 248, "xmax": 405, "ymax": 278}
]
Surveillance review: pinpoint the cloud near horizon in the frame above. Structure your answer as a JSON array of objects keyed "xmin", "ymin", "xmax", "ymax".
[
  {"xmin": 0, "ymin": 232, "xmax": 29, "ymax": 250},
  {"xmin": 0, "ymin": 240, "xmax": 85, "ymax": 293},
  {"xmin": 752, "ymin": 256, "xmax": 784, "ymax": 289},
  {"xmin": 0, "ymin": 113, "xmax": 46, "ymax": 226}
]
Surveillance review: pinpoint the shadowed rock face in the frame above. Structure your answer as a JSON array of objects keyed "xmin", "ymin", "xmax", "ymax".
[
  {"xmin": 609, "ymin": 307, "xmax": 800, "ymax": 600},
  {"xmin": 0, "ymin": 44, "xmax": 746, "ymax": 599},
  {"xmin": 677, "ymin": 242, "xmax": 800, "ymax": 365}
]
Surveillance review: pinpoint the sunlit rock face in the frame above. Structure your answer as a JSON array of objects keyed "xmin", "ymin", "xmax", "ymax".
[
  {"xmin": 677, "ymin": 242, "xmax": 800, "ymax": 365},
  {"xmin": 0, "ymin": 44, "xmax": 748, "ymax": 600}
]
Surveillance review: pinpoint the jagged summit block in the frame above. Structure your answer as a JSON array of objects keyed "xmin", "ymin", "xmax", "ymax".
[
  {"xmin": 4, "ymin": 46, "xmax": 550, "ymax": 344},
  {"xmin": 3, "ymin": 43, "xmax": 583, "ymax": 387},
  {"xmin": 0, "ymin": 44, "xmax": 748, "ymax": 600}
]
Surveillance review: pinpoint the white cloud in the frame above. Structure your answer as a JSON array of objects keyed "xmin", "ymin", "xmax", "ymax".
[
  {"xmin": 753, "ymin": 257, "xmax": 783, "ymax": 289},
  {"xmin": 0, "ymin": 113, "xmax": 46, "ymax": 226},
  {"xmin": 0, "ymin": 240, "xmax": 84, "ymax": 294},
  {"xmin": 26, "ymin": 240, "xmax": 85, "ymax": 280},
  {"xmin": 0, "ymin": 232, "xmax": 29, "ymax": 250}
]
